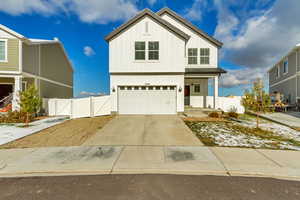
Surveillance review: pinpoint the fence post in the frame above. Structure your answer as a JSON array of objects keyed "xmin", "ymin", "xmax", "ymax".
[
  {"xmin": 70, "ymin": 99, "xmax": 74, "ymax": 119},
  {"xmin": 55, "ymin": 99, "xmax": 57, "ymax": 116},
  {"xmin": 90, "ymin": 96, "xmax": 94, "ymax": 118}
]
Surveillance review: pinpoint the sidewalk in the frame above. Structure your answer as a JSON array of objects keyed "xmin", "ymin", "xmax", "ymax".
[
  {"xmin": 259, "ymin": 112, "xmax": 300, "ymax": 129},
  {"xmin": 0, "ymin": 146, "xmax": 300, "ymax": 180}
]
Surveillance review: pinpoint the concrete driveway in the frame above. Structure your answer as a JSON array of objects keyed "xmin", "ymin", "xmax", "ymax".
[{"xmin": 83, "ymin": 115, "xmax": 202, "ymax": 146}]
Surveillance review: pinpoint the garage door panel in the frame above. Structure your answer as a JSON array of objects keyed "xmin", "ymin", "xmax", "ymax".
[{"xmin": 118, "ymin": 86, "xmax": 176, "ymax": 114}]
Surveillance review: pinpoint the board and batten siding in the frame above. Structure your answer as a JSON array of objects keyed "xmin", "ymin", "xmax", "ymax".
[
  {"xmin": 160, "ymin": 13, "xmax": 218, "ymax": 68},
  {"xmin": 0, "ymin": 38, "xmax": 19, "ymax": 72},
  {"xmin": 109, "ymin": 16, "xmax": 186, "ymax": 73}
]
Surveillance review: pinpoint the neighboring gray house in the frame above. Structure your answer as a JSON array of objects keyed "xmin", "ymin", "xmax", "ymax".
[
  {"xmin": 0, "ymin": 24, "xmax": 73, "ymax": 110},
  {"xmin": 268, "ymin": 43, "xmax": 300, "ymax": 104}
]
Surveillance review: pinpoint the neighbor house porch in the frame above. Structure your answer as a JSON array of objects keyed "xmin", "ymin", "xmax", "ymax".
[
  {"xmin": 0, "ymin": 74, "xmax": 35, "ymax": 110},
  {"xmin": 184, "ymin": 68, "xmax": 226, "ymax": 109}
]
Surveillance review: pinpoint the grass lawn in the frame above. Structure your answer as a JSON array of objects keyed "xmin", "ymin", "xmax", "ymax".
[
  {"xmin": 184, "ymin": 114, "xmax": 300, "ymax": 150},
  {"xmin": 0, "ymin": 115, "xmax": 114, "ymax": 149}
]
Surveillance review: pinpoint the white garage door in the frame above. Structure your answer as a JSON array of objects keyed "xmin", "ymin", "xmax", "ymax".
[{"xmin": 118, "ymin": 86, "xmax": 177, "ymax": 114}]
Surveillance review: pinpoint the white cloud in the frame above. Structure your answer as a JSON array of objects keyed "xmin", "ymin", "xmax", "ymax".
[
  {"xmin": 184, "ymin": 0, "xmax": 208, "ymax": 21},
  {"xmin": 0, "ymin": 0, "xmax": 139, "ymax": 24},
  {"xmin": 83, "ymin": 46, "xmax": 95, "ymax": 57},
  {"xmin": 220, "ymin": 68, "xmax": 266, "ymax": 88},
  {"xmin": 215, "ymin": 0, "xmax": 300, "ymax": 67},
  {"xmin": 147, "ymin": 0, "xmax": 157, "ymax": 6},
  {"xmin": 212, "ymin": 0, "xmax": 300, "ymax": 88},
  {"xmin": 0, "ymin": 0, "xmax": 55, "ymax": 16}
]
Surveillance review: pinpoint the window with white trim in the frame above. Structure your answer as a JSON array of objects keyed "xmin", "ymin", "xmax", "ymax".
[
  {"xmin": 0, "ymin": 39, "xmax": 7, "ymax": 62},
  {"xmin": 276, "ymin": 65, "xmax": 280, "ymax": 78},
  {"xmin": 148, "ymin": 41, "xmax": 159, "ymax": 60},
  {"xmin": 200, "ymin": 48, "xmax": 210, "ymax": 64},
  {"xmin": 188, "ymin": 48, "xmax": 198, "ymax": 64},
  {"xmin": 135, "ymin": 41, "xmax": 146, "ymax": 60},
  {"xmin": 283, "ymin": 60, "xmax": 288, "ymax": 74}
]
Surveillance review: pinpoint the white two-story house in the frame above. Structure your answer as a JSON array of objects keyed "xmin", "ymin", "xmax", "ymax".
[{"xmin": 105, "ymin": 8, "xmax": 226, "ymax": 115}]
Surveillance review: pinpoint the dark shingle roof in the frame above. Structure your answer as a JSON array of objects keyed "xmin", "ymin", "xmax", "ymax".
[{"xmin": 105, "ymin": 9, "xmax": 190, "ymax": 42}]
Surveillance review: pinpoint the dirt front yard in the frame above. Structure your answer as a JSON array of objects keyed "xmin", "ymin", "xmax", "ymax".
[{"xmin": 0, "ymin": 116, "xmax": 113, "ymax": 149}]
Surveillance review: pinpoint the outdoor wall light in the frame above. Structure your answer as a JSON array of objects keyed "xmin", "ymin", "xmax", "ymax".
[
  {"xmin": 112, "ymin": 87, "xmax": 116, "ymax": 92},
  {"xmin": 178, "ymin": 86, "xmax": 182, "ymax": 92}
]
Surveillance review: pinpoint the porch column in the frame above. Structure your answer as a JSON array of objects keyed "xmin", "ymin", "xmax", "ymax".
[
  {"xmin": 213, "ymin": 76, "xmax": 219, "ymax": 109},
  {"xmin": 12, "ymin": 76, "xmax": 22, "ymax": 111}
]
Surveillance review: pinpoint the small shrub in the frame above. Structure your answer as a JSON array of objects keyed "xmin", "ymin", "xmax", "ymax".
[
  {"xmin": 0, "ymin": 111, "xmax": 34, "ymax": 124},
  {"xmin": 228, "ymin": 111, "xmax": 239, "ymax": 119},
  {"xmin": 208, "ymin": 112, "xmax": 220, "ymax": 118},
  {"xmin": 229, "ymin": 106, "xmax": 238, "ymax": 113}
]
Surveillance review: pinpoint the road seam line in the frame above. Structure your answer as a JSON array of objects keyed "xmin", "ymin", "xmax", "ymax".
[
  {"xmin": 255, "ymin": 149, "xmax": 283, "ymax": 167},
  {"xmin": 110, "ymin": 146, "xmax": 125, "ymax": 174},
  {"xmin": 208, "ymin": 147, "xmax": 231, "ymax": 176}
]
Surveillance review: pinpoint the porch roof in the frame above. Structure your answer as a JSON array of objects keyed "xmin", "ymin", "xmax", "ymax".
[{"xmin": 185, "ymin": 68, "xmax": 227, "ymax": 75}]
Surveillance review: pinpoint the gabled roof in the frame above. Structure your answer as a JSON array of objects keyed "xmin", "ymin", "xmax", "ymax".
[
  {"xmin": 0, "ymin": 24, "xmax": 74, "ymax": 71},
  {"xmin": 0, "ymin": 24, "xmax": 26, "ymax": 39},
  {"xmin": 157, "ymin": 7, "xmax": 223, "ymax": 48},
  {"xmin": 104, "ymin": 9, "xmax": 190, "ymax": 42}
]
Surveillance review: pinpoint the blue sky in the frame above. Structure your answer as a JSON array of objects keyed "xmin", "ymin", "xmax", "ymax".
[{"xmin": 0, "ymin": 0, "xmax": 299, "ymax": 97}]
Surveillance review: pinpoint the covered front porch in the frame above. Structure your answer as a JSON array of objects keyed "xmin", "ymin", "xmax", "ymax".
[
  {"xmin": 184, "ymin": 68, "xmax": 226, "ymax": 110},
  {"xmin": 0, "ymin": 74, "xmax": 35, "ymax": 110}
]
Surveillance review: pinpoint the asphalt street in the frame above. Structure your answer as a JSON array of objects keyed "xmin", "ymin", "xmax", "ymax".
[{"xmin": 0, "ymin": 174, "xmax": 299, "ymax": 200}]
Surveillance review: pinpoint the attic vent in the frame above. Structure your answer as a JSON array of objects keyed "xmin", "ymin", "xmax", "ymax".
[{"xmin": 145, "ymin": 22, "xmax": 149, "ymax": 33}]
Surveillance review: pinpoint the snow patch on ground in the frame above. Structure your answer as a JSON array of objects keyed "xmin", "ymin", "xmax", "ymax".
[
  {"xmin": 187, "ymin": 118, "xmax": 300, "ymax": 151},
  {"xmin": 0, "ymin": 117, "xmax": 68, "ymax": 146}
]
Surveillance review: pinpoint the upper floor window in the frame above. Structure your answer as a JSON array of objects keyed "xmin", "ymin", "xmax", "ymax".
[
  {"xmin": 188, "ymin": 48, "xmax": 198, "ymax": 64},
  {"xmin": 0, "ymin": 39, "xmax": 7, "ymax": 62},
  {"xmin": 276, "ymin": 65, "xmax": 280, "ymax": 78},
  {"xmin": 135, "ymin": 41, "xmax": 146, "ymax": 60},
  {"xmin": 200, "ymin": 48, "xmax": 210, "ymax": 64},
  {"xmin": 148, "ymin": 41, "xmax": 159, "ymax": 60},
  {"xmin": 283, "ymin": 59, "xmax": 288, "ymax": 74}
]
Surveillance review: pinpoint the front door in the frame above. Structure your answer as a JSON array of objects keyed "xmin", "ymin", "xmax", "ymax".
[{"xmin": 184, "ymin": 85, "xmax": 190, "ymax": 106}]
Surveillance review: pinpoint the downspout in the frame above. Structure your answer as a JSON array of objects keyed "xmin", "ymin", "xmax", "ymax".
[
  {"xmin": 38, "ymin": 44, "xmax": 41, "ymax": 97},
  {"xmin": 296, "ymin": 49, "xmax": 298, "ymax": 101}
]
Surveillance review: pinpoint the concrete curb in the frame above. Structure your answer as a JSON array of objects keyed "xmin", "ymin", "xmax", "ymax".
[{"xmin": 1, "ymin": 169, "xmax": 300, "ymax": 182}]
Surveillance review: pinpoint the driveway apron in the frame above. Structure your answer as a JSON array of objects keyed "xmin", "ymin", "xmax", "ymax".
[{"xmin": 83, "ymin": 115, "xmax": 202, "ymax": 146}]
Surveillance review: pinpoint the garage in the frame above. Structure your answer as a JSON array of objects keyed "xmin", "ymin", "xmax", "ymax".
[{"xmin": 118, "ymin": 85, "xmax": 177, "ymax": 114}]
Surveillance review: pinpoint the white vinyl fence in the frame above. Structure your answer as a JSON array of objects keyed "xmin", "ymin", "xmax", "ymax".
[
  {"xmin": 44, "ymin": 96, "xmax": 111, "ymax": 119},
  {"xmin": 189, "ymin": 96, "xmax": 245, "ymax": 113},
  {"xmin": 43, "ymin": 95, "xmax": 245, "ymax": 118},
  {"xmin": 216, "ymin": 96, "xmax": 245, "ymax": 114}
]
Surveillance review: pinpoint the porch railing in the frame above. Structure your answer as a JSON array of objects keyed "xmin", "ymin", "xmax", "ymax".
[{"xmin": 0, "ymin": 93, "xmax": 13, "ymax": 108}]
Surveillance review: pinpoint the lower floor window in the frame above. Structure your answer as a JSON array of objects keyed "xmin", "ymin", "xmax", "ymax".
[{"xmin": 194, "ymin": 84, "xmax": 200, "ymax": 93}]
